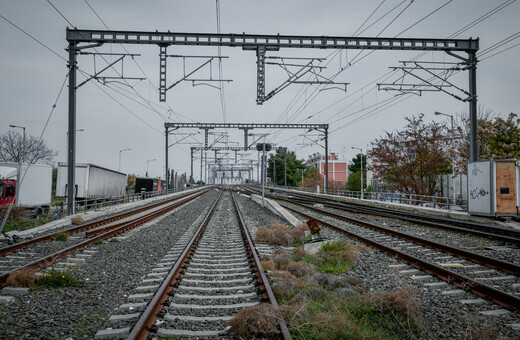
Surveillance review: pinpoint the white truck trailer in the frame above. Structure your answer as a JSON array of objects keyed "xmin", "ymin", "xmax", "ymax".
[
  {"xmin": 55, "ymin": 163, "xmax": 126, "ymax": 199},
  {"xmin": 0, "ymin": 162, "xmax": 53, "ymax": 215}
]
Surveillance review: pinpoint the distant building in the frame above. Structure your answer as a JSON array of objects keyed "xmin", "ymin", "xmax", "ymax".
[{"xmin": 306, "ymin": 152, "xmax": 347, "ymax": 185}]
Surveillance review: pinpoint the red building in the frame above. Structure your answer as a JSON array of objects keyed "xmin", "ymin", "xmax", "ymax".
[{"xmin": 306, "ymin": 152, "xmax": 348, "ymax": 185}]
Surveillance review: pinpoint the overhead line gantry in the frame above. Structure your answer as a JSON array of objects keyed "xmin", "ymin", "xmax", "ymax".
[{"xmin": 66, "ymin": 28, "xmax": 479, "ymax": 214}]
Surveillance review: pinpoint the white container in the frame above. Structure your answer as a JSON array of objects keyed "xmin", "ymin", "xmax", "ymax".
[
  {"xmin": 0, "ymin": 162, "xmax": 52, "ymax": 208},
  {"xmin": 56, "ymin": 163, "xmax": 126, "ymax": 198}
]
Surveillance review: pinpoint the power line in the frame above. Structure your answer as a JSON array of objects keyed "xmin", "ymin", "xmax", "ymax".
[{"xmin": 0, "ymin": 12, "xmax": 67, "ymax": 62}]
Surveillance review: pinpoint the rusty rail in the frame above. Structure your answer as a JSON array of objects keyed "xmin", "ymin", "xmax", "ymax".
[
  {"xmin": 283, "ymin": 202, "xmax": 520, "ymax": 276},
  {"xmin": 282, "ymin": 205, "xmax": 520, "ymax": 311},
  {"xmin": 0, "ymin": 189, "xmax": 207, "ymax": 256},
  {"xmin": 127, "ymin": 190, "xmax": 223, "ymax": 340},
  {"xmin": 231, "ymin": 192, "xmax": 292, "ymax": 339},
  {"xmin": 0, "ymin": 189, "xmax": 210, "ymax": 287}
]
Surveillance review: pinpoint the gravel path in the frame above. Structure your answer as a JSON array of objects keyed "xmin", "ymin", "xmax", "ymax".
[{"xmin": 0, "ymin": 189, "xmax": 219, "ymax": 339}]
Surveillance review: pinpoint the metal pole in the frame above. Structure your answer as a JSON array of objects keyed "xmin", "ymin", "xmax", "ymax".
[
  {"xmin": 67, "ymin": 41, "xmax": 77, "ymax": 215},
  {"xmin": 324, "ymin": 126, "xmax": 329, "ymax": 194},
  {"xmin": 165, "ymin": 127, "xmax": 169, "ymax": 193},
  {"xmin": 262, "ymin": 144, "xmax": 265, "ymax": 206},
  {"xmin": 272, "ymin": 154, "xmax": 276, "ymax": 186},
  {"xmin": 200, "ymin": 149, "xmax": 203, "ymax": 185},
  {"xmin": 469, "ymin": 51, "xmax": 478, "ymax": 162},
  {"xmin": 190, "ymin": 147, "xmax": 194, "ymax": 185},
  {"xmin": 284, "ymin": 148, "xmax": 287, "ymax": 188},
  {"xmin": 361, "ymin": 151, "xmax": 364, "ymax": 199}
]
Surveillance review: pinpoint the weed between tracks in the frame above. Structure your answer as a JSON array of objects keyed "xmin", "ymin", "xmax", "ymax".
[
  {"xmin": 230, "ymin": 229, "xmax": 422, "ymax": 339},
  {"xmin": 7, "ymin": 267, "xmax": 82, "ymax": 289}
]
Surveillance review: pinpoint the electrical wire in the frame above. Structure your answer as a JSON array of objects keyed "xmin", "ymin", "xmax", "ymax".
[{"xmin": 0, "ymin": 12, "xmax": 67, "ymax": 62}]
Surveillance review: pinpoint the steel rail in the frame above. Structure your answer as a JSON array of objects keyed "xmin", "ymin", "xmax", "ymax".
[
  {"xmin": 283, "ymin": 205, "xmax": 520, "ymax": 311},
  {"xmin": 0, "ymin": 190, "xmax": 210, "ymax": 287},
  {"xmin": 230, "ymin": 192, "xmax": 292, "ymax": 340},
  {"xmin": 282, "ymin": 202, "xmax": 520, "ymax": 276},
  {"xmin": 84, "ymin": 190, "xmax": 208, "ymax": 238},
  {"xmin": 244, "ymin": 186, "xmax": 520, "ymax": 244},
  {"xmin": 0, "ymin": 189, "xmax": 206, "ymax": 256},
  {"xmin": 127, "ymin": 190, "xmax": 223, "ymax": 340}
]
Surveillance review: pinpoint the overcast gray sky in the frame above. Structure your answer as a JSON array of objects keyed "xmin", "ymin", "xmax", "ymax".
[{"xmin": 1, "ymin": 0, "xmax": 519, "ymax": 181}]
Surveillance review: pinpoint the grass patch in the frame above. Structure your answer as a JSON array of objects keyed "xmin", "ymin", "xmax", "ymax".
[
  {"xmin": 1, "ymin": 206, "xmax": 53, "ymax": 233},
  {"xmin": 109, "ymin": 238, "xmax": 120, "ymax": 243},
  {"xmin": 305, "ymin": 240, "xmax": 370, "ymax": 274},
  {"xmin": 255, "ymin": 222, "xmax": 309, "ymax": 246},
  {"xmin": 55, "ymin": 230, "xmax": 68, "ymax": 242},
  {"xmin": 228, "ymin": 303, "xmax": 282, "ymax": 338},
  {"xmin": 93, "ymin": 240, "xmax": 103, "ymax": 246},
  {"xmin": 33, "ymin": 268, "xmax": 82, "ymax": 289},
  {"xmin": 240, "ymin": 243, "xmax": 421, "ymax": 339}
]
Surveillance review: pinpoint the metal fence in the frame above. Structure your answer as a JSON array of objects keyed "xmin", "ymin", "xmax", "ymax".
[
  {"xmin": 53, "ymin": 186, "xmax": 196, "ymax": 216},
  {"xmin": 272, "ymin": 185, "xmax": 468, "ymax": 212}
]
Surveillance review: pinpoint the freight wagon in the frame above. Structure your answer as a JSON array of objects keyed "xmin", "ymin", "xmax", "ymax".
[
  {"xmin": 134, "ymin": 177, "xmax": 165, "ymax": 194},
  {"xmin": 55, "ymin": 163, "xmax": 126, "ymax": 199}
]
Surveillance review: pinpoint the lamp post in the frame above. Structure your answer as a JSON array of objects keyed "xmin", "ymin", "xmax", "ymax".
[
  {"xmin": 435, "ymin": 111, "xmax": 455, "ymax": 209},
  {"xmin": 146, "ymin": 158, "xmax": 156, "ymax": 177},
  {"xmin": 9, "ymin": 125, "xmax": 25, "ymax": 207},
  {"xmin": 118, "ymin": 148, "xmax": 131, "ymax": 172},
  {"xmin": 351, "ymin": 146, "xmax": 363, "ymax": 199}
]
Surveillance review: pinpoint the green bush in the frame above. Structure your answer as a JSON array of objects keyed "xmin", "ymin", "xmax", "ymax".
[
  {"xmin": 55, "ymin": 230, "xmax": 68, "ymax": 241},
  {"xmin": 34, "ymin": 268, "xmax": 82, "ymax": 288}
]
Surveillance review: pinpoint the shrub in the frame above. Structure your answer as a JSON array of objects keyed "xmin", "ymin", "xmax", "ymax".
[
  {"xmin": 286, "ymin": 261, "xmax": 317, "ymax": 278},
  {"xmin": 229, "ymin": 303, "xmax": 282, "ymax": 337},
  {"xmin": 260, "ymin": 258, "xmax": 275, "ymax": 271},
  {"xmin": 55, "ymin": 230, "xmax": 68, "ymax": 242},
  {"xmin": 272, "ymin": 249, "xmax": 290, "ymax": 270},
  {"xmin": 6, "ymin": 268, "xmax": 36, "ymax": 287},
  {"xmin": 270, "ymin": 271, "xmax": 304, "ymax": 301},
  {"xmin": 34, "ymin": 268, "xmax": 82, "ymax": 288},
  {"xmin": 71, "ymin": 216, "xmax": 85, "ymax": 225},
  {"xmin": 255, "ymin": 223, "xmax": 309, "ymax": 246}
]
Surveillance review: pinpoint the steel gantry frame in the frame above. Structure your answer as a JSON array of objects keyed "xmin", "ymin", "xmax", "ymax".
[
  {"xmin": 190, "ymin": 146, "xmax": 255, "ymax": 184},
  {"xmin": 66, "ymin": 28, "xmax": 478, "ymax": 214},
  {"xmin": 165, "ymin": 122, "xmax": 328, "ymax": 193}
]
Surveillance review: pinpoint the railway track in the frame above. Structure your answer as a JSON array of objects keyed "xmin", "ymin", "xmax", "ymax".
[
  {"xmin": 243, "ymin": 186, "xmax": 520, "ymax": 244},
  {"xmin": 96, "ymin": 189, "xmax": 289, "ymax": 339},
  {"xmin": 280, "ymin": 200, "xmax": 520, "ymax": 312},
  {"xmin": 0, "ymin": 189, "xmax": 209, "ymax": 286}
]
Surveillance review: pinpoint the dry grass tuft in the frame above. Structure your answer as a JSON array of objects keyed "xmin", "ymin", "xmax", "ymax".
[
  {"xmin": 271, "ymin": 270, "xmax": 304, "ymax": 301},
  {"xmin": 272, "ymin": 248, "xmax": 290, "ymax": 270},
  {"xmin": 260, "ymin": 258, "xmax": 275, "ymax": 271},
  {"xmin": 7, "ymin": 268, "xmax": 36, "ymax": 287},
  {"xmin": 255, "ymin": 222, "xmax": 309, "ymax": 246},
  {"xmin": 287, "ymin": 261, "xmax": 317, "ymax": 278},
  {"xmin": 291, "ymin": 247, "xmax": 307, "ymax": 261},
  {"xmin": 370, "ymin": 285, "xmax": 422, "ymax": 328},
  {"xmin": 228, "ymin": 303, "xmax": 282, "ymax": 337},
  {"xmin": 70, "ymin": 216, "xmax": 85, "ymax": 225}
]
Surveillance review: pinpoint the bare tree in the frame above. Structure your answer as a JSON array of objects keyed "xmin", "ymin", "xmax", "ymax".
[{"xmin": 0, "ymin": 130, "xmax": 57, "ymax": 165}]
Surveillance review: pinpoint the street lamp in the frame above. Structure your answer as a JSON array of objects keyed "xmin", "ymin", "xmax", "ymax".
[
  {"xmin": 146, "ymin": 158, "xmax": 156, "ymax": 177},
  {"xmin": 435, "ymin": 111, "xmax": 455, "ymax": 209},
  {"xmin": 118, "ymin": 148, "xmax": 131, "ymax": 172},
  {"xmin": 9, "ymin": 125, "xmax": 25, "ymax": 207},
  {"xmin": 351, "ymin": 146, "xmax": 364, "ymax": 200}
]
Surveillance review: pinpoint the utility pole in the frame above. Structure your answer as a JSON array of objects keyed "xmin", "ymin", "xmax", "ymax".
[
  {"xmin": 67, "ymin": 40, "xmax": 77, "ymax": 215},
  {"xmin": 284, "ymin": 147, "xmax": 287, "ymax": 188}
]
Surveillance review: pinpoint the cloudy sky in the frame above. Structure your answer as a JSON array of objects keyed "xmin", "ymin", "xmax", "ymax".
[{"xmin": 1, "ymin": 0, "xmax": 518, "ymax": 182}]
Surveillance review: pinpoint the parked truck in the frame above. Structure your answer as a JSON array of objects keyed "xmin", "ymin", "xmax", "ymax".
[
  {"xmin": 55, "ymin": 163, "xmax": 126, "ymax": 199},
  {"xmin": 0, "ymin": 162, "xmax": 52, "ymax": 216},
  {"xmin": 134, "ymin": 177, "xmax": 165, "ymax": 194}
]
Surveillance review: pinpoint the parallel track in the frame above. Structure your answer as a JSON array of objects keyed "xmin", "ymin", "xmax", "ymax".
[
  {"xmin": 282, "ymin": 202, "xmax": 520, "ymax": 311},
  {"xmin": 0, "ymin": 189, "xmax": 209, "ymax": 286}
]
